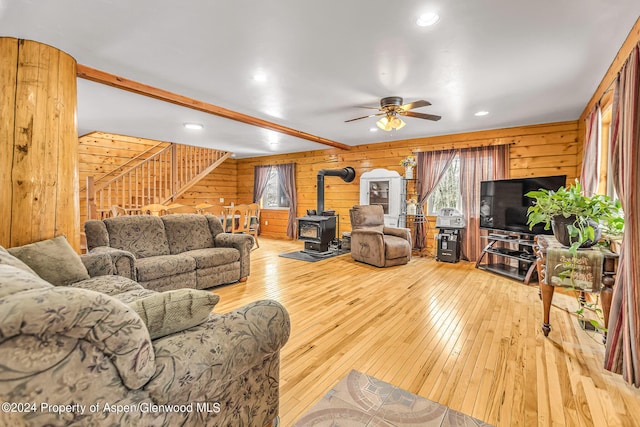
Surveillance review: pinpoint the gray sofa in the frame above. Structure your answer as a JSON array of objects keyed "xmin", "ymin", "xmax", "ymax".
[
  {"xmin": 0, "ymin": 237, "xmax": 290, "ymax": 427},
  {"xmin": 84, "ymin": 214, "xmax": 253, "ymax": 292}
]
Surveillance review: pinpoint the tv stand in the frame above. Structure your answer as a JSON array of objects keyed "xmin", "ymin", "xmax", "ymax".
[{"xmin": 476, "ymin": 230, "xmax": 537, "ymax": 284}]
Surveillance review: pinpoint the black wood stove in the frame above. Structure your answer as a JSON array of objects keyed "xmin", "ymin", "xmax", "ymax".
[{"xmin": 297, "ymin": 167, "xmax": 355, "ymax": 254}]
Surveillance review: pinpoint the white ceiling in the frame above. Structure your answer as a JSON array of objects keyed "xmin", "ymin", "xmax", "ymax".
[{"xmin": 2, "ymin": 1, "xmax": 639, "ymax": 158}]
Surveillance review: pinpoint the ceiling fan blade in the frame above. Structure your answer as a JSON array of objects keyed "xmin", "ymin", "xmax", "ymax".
[
  {"xmin": 404, "ymin": 111, "xmax": 442, "ymax": 121},
  {"xmin": 355, "ymin": 105, "xmax": 381, "ymax": 110},
  {"xmin": 345, "ymin": 113, "xmax": 384, "ymax": 123},
  {"xmin": 400, "ymin": 100, "xmax": 431, "ymax": 111}
]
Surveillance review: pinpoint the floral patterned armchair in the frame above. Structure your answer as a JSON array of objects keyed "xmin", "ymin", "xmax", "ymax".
[{"xmin": 0, "ymin": 241, "xmax": 290, "ymax": 427}]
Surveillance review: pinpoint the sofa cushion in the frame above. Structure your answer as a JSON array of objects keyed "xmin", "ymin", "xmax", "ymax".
[
  {"xmin": 350, "ymin": 205, "xmax": 385, "ymax": 233},
  {"xmin": 135, "ymin": 254, "xmax": 196, "ymax": 282},
  {"xmin": 205, "ymin": 214, "xmax": 225, "ymax": 238},
  {"xmin": 84, "ymin": 219, "xmax": 110, "ymax": 250},
  {"xmin": 68, "ymin": 274, "xmax": 143, "ymax": 295},
  {"xmin": 182, "ymin": 247, "xmax": 240, "ymax": 269},
  {"xmin": 162, "ymin": 214, "xmax": 214, "ymax": 254},
  {"xmin": 8, "ymin": 236, "xmax": 90, "ymax": 286},
  {"xmin": 128, "ymin": 289, "xmax": 219, "ymax": 339},
  {"xmin": 384, "ymin": 235, "xmax": 411, "ymax": 259},
  {"xmin": 0, "ymin": 264, "xmax": 53, "ymax": 298},
  {"xmin": 111, "ymin": 288, "xmax": 158, "ymax": 304},
  {"xmin": 104, "ymin": 215, "xmax": 170, "ymax": 258},
  {"xmin": 0, "ymin": 245, "xmax": 38, "ymax": 276}
]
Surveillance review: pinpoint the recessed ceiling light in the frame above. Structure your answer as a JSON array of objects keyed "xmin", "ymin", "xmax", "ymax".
[
  {"xmin": 475, "ymin": 111, "xmax": 489, "ymax": 116},
  {"xmin": 369, "ymin": 128, "xmax": 378, "ymax": 132},
  {"xmin": 417, "ymin": 12, "xmax": 440, "ymax": 27},
  {"xmin": 253, "ymin": 71, "xmax": 267, "ymax": 82},
  {"xmin": 183, "ymin": 123, "xmax": 204, "ymax": 130}
]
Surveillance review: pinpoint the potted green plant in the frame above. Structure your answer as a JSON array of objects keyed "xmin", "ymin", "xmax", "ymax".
[{"xmin": 525, "ymin": 180, "xmax": 624, "ymax": 253}]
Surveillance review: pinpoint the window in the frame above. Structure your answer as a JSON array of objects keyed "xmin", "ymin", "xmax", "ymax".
[
  {"xmin": 599, "ymin": 106, "xmax": 619, "ymax": 200},
  {"xmin": 427, "ymin": 155, "xmax": 462, "ymax": 215},
  {"xmin": 260, "ymin": 168, "xmax": 290, "ymax": 209}
]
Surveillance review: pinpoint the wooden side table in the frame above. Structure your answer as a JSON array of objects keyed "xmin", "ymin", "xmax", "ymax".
[{"xmin": 534, "ymin": 235, "xmax": 618, "ymax": 342}]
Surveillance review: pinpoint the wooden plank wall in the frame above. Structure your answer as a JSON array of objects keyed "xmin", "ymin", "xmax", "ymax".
[
  {"xmin": 235, "ymin": 121, "xmax": 580, "ymax": 251},
  {"xmin": 75, "ymin": 121, "xmax": 578, "ymax": 252},
  {"xmin": 173, "ymin": 161, "xmax": 237, "ymax": 214}
]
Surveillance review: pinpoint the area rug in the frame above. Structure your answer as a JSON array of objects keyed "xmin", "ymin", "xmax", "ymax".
[
  {"xmin": 293, "ymin": 370, "xmax": 493, "ymax": 426},
  {"xmin": 279, "ymin": 248, "xmax": 349, "ymax": 262}
]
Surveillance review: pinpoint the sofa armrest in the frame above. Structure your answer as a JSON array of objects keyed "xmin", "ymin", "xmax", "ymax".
[
  {"xmin": 350, "ymin": 229, "xmax": 385, "ymax": 266},
  {"xmin": 383, "ymin": 226, "xmax": 412, "ymax": 243},
  {"xmin": 145, "ymin": 299, "xmax": 290, "ymax": 403},
  {"xmin": 88, "ymin": 246, "xmax": 136, "ymax": 280},
  {"xmin": 351, "ymin": 228, "xmax": 384, "ymax": 238},
  {"xmin": 215, "ymin": 233, "xmax": 254, "ymax": 279},
  {"xmin": 0, "ymin": 286, "xmax": 155, "ymax": 390},
  {"xmin": 81, "ymin": 251, "xmax": 115, "ymax": 277}
]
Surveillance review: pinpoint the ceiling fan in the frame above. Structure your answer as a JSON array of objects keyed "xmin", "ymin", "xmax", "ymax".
[{"xmin": 345, "ymin": 96, "xmax": 441, "ymax": 131}]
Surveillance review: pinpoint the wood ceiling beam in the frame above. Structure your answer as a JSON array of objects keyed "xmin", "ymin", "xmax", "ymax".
[{"xmin": 76, "ymin": 64, "xmax": 351, "ymax": 151}]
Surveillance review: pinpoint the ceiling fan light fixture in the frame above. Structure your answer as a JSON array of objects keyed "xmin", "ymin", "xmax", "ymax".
[
  {"xmin": 377, "ymin": 114, "xmax": 406, "ymax": 131},
  {"xmin": 391, "ymin": 115, "xmax": 406, "ymax": 129},
  {"xmin": 376, "ymin": 116, "xmax": 391, "ymax": 131}
]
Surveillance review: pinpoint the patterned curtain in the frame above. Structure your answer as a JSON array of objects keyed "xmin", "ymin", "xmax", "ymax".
[
  {"xmin": 415, "ymin": 150, "xmax": 459, "ymax": 249},
  {"xmin": 458, "ymin": 145, "xmax": 510, "ymax": 262},
  {"xmin": 604, "ymin": 41, "xmax": 640, "ymax": 387},
  {"xmin": 253, "ymin": 165, "xmax": 273, "ymax": 203},
  {"xmin": 580, "ymin": 103, "xmax": 602, "ymax": 196},
  {"xmin": 276, "ymin": 163, "xmax": 298, "ymax": 239}
]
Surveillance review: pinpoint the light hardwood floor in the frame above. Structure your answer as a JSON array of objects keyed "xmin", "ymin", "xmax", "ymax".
[{"xmin": 213, "ymin": 238, "xmax": 640, "ymax": 427}]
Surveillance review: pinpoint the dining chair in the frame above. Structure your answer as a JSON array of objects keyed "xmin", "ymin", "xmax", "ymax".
[
  {"xmin": 140, "ymin": 203, "xmax": 168, "ymax": 216},
  {"xmin": 110, "ymin": 205, "xmax": 128, "ymax": 217},
  {"xmin": 166, "ymin": 204, "xmax": 199, "ymax": 214},
  {"xmin": 223, "ymin": 204, "xmax": 251, "ymax": 236},
  {"xmin": 195, "ymin": 202, "xmax": 216, "ymax": 214},
  {"xmin": 247, "ymin": 203, "xmax": 260, "ymax": 248}
]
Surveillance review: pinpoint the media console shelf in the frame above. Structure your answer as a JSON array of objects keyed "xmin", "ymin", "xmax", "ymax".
[{"xmin": 475, "ymin": 231, "xmax": 537, "ymax": 284}]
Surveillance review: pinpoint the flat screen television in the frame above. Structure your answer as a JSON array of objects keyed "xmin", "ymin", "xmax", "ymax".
[{"xmin": 480, "ymin": 175, "xmax": 566, "ymax": 235}]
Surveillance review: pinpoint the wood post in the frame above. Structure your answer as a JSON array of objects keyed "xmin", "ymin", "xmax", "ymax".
[
  {"xmin": 86, "ymin": 176, "xmax": 97, "ymax": 220},
  {"xmin": 0, "ymin": 38, "xmax": 79, "ymax": 251}
]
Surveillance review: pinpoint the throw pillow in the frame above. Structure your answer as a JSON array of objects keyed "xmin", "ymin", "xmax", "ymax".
[
  {"xmin": 7, "ymin": 235, "xmax": 90, "ymax": 286},
  {"xmin": 0, "ymin": 265, "xmax": 53, "ymax": 298},
  {"xmin": 0, "ymin": 245, "xmax": 38, "ymax": 276},
  {"xmin": 128, "ymin": 289, "xmax": 219, "ymax": 339}
]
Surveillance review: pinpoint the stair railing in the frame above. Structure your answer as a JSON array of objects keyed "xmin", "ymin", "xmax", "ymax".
[{"xmin": 86, "ymin": 144, "xmax": 230, "ymax": 219}]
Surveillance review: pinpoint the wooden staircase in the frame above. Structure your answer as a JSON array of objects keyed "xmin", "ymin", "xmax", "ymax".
[{"xmin": 85, "ymin": 143, "xmax": 231, "ymax": 219}]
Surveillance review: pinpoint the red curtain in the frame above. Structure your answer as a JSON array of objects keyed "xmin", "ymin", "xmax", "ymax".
[
  {"xmin": 604, "ymin": 41, "xmax": 640, "ymax": 387},
  {"xmin": 276, "ymin": 163, "xmax": 298, "ymax": 239},
  {"xmin": 581, "ymin": 103, "xmax": 602, "ymax": 196},
  {"xmin": 253, "ymin": 165, "xmax": 273, "ymax": 203},
  {"xmin": 458, "ymin": 145, "xmax": 510, "ymax": 262},
  {"xmin": 415, "ymin": 150, "xmax": 459, "ymax": 249}
]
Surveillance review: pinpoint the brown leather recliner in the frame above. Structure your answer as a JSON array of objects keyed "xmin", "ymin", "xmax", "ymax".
[{"xmin": 349, "ymin": 204, "xmax": 412, "ymax": 267}]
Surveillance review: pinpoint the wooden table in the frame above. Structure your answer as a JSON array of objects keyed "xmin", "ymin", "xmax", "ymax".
[{"xmin": 534, "ymin": 235, "xmax": 618, "ymax": 342}]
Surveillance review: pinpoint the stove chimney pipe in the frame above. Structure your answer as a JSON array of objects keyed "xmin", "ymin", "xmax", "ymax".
[{"xmin": 316, "ymin": 166, "xmax": 356, "ymax": 214}]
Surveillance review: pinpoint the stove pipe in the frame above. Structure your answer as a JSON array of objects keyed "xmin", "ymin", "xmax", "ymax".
[{"xmin": 316, "ymin": 166, "xmax": 356, "ymax": 214}]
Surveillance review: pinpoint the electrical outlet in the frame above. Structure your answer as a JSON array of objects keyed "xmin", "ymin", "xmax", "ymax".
[
  {"xmin": 219, "ymin": 197, "xmax": 224, "ymax": 203},
  {"xmin": 265, "ymin": 220, "xmax": 269, "ymax": 225}
]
